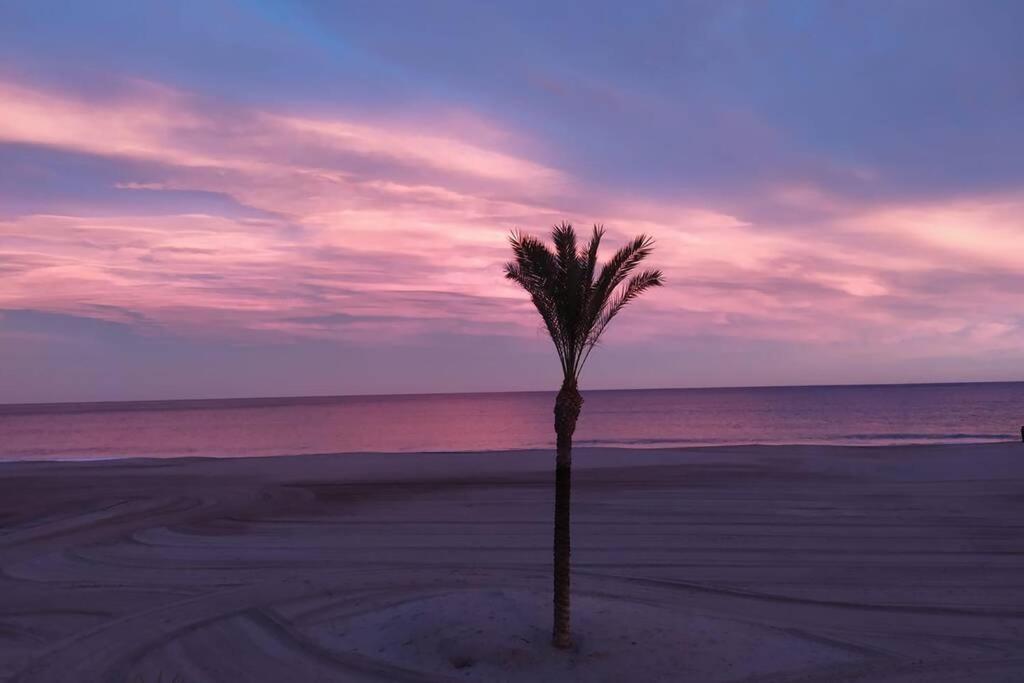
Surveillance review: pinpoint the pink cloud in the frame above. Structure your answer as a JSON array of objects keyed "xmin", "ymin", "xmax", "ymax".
[{"xmin": 1, "ymin": 75, "xmax": 1023, "ymax": 370}]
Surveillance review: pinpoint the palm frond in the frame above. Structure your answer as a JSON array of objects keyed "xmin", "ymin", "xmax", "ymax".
[
  {"xmin": 551, "ymin": 222, "xmax": 578, "ymax": 280},
  {"xmin": 506, "ymin": 230, "xmax": 571, "ymax": 374},
  {"xmin": 589, "ymin": 234, "xmax": 655, "ymax": 314},
  {"xmin": 506, "ymin": 230, "xmax": 557, "ymax": 294},
  {"xmin": 551, "ymin": 223, "xmax": 584, "ymax": 371},
  {"xmin": 579, "ymin": 225, "xmax": 604, "ymax": 290},
  {"xmin": 586, "ymin": 269, "xmax": 663, "ymax": 348}
]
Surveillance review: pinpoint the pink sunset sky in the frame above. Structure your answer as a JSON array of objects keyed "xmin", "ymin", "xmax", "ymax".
[{"xmin": 1, "ymin": 2, "xmax": 1023, "ymax": 403}]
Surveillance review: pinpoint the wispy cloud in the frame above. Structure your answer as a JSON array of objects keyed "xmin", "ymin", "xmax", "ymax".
[{"xmin": 2, "ymin": 76, "xmax": 1023, "ymax": 356}]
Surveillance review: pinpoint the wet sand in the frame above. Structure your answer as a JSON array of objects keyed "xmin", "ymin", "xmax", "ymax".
[{"xmin": 1, "ymin": 443, "xmax": 1023, "ymax": 682}]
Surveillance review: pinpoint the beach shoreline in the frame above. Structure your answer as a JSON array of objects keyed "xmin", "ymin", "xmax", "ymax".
[
  {"xmin": 2, "ymin": 443, "xmax": 1023, "ymax": 681},
  {"xmin": 2, "ymin": 437, "xmax": 1019, "ymax": 465}
]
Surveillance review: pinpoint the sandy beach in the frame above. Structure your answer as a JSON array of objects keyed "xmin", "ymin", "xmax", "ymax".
[{"xmin": 1, "ymin": 443, "xmax": 1023, "ymax": 682}]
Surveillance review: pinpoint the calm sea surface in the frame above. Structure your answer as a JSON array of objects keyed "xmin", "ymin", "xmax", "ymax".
[{"xmin": 0, "ymin": 383, "xmax": 1021, "ymax": 461}]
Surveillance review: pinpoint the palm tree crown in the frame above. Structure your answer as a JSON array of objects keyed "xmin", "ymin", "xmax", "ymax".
[{"xmin": 505, "ymin": 222, "xmax": 664, "ymax": 381}]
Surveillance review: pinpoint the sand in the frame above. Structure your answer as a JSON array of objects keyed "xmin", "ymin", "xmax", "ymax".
[{"xmin": 1, "ymin": 443, "xmax": 1023, "ymax": 682}]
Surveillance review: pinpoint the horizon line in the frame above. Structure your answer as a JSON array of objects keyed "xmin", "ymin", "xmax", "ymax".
[{"xmin": 3, "ymin": 378, "xmax": 1023, "ymax": 413}]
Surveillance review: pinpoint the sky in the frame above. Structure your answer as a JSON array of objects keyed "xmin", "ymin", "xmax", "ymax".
[{"xmin": 1, "ymin": 1, "xmax": 1023, "ymax": 403}]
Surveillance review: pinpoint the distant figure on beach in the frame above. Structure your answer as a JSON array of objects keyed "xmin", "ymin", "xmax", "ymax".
[{"xmin": 504, "ymin": 222, "xmax": 663, "ymax": 648}]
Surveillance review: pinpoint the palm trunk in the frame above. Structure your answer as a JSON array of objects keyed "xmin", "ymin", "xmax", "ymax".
[{"xmin": 552, "ymin": 379, "xmax": 582, "ymax": 649}]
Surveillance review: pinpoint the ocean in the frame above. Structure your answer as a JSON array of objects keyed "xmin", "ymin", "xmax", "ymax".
[{"xmin": 0, "ymin": 382, "xmax": 1021, "ymax": 461}]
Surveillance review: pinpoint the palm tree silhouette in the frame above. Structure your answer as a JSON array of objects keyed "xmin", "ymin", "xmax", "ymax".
[{"xmin": 505, "ymin": 222, "xmax": 663, "ymax": 648}]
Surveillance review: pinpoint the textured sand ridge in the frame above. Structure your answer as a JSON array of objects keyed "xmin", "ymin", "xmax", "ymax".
[{"xmin": 1, "ymin": 444, "xmax": 1023, "ymax": 681}]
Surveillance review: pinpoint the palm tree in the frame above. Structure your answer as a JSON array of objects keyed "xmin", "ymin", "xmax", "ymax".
[{"xmin": 504, "ymin": 222, "xmax": 663, "ymax": 648}]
